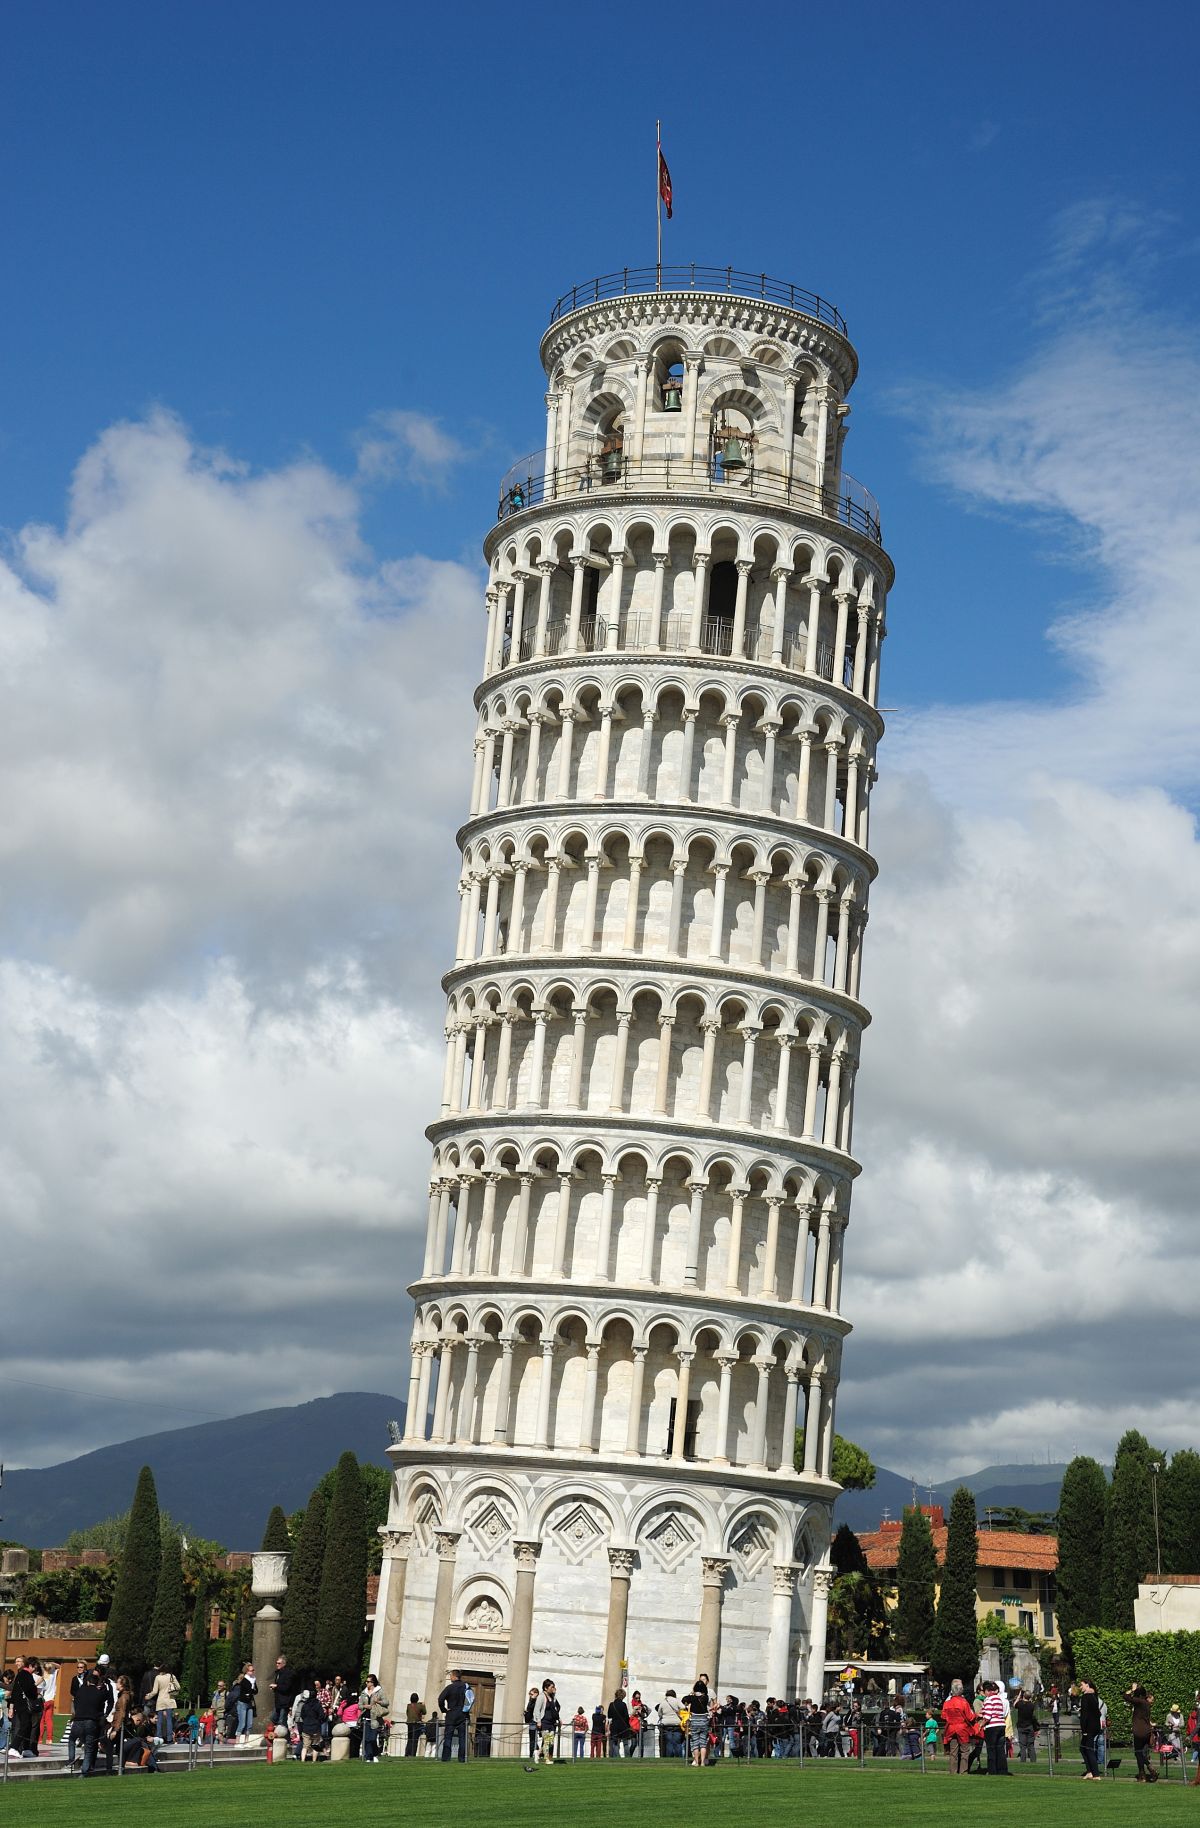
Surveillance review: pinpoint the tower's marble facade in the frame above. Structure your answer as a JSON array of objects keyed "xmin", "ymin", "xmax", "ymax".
[{"xmin": 370, "ymin": 267, "xmax": 893, "ymax": 1739}]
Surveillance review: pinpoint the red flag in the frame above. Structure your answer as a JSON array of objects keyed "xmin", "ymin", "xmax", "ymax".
[{"xmin": 658, "ymin": 145, "xmax": 673, "ymax": 220}]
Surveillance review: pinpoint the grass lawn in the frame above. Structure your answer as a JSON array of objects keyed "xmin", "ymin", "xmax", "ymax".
[{"xmin": 7, "ymin": 1757, "xmax": 1199, "ymax": 1827}]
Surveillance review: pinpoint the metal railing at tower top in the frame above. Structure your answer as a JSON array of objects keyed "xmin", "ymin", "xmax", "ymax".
[
  {"xmin": 495, "ymin": 449, "xmax": 882, "ymax": 545},
  {"xmin": 548, "ymin": 267, "xmax": 848, "ymax": 335}
]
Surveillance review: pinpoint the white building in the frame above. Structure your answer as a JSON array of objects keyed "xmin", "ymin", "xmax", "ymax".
[{"xmin": 370, "ymin": 264, "xmax": 894, "ymax": 1741}]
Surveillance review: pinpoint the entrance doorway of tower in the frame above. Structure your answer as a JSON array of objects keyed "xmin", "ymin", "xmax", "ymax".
[{"xmin": 461, "ymin": 1669, "xmax": 497, "ymax": 1758}]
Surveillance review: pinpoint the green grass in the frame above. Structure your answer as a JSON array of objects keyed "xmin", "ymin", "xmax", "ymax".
[{"xmin": 6, "ymin": 1757, "xmax": 1199, "ymax": 1828}]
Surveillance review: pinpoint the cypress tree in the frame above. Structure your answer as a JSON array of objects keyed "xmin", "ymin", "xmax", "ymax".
[
  {"xmin": 931, "ymin": 1487, "xmax": 979, "ymax": 1685},
  {"xmin": 260, "ymin": 1506, "xmax": 291, "ymax": 1553},
  {"xmin": 314, "ymin": 1451, "xmax": 368, "ymax": 1677},
  {"xmin": 227, "ymin": 1599, "xmax": 246, "ymax": 1680},
  {"xmin": 893, "ymin": 1506, "xmax": 936, "ymax": 1659},
  {"xmin": 145, "ymin": 1530, "xmax": 188, "ymax": 1674},
  {"xmin": 282, "ymin": 1485, "xmax": 327, "ymax": 1672},
  {"xmin": 1056, "ymin": 1455, "xmax": 1108, "ymax": 1661},
  {"xmin": 181, "ymin": 1583, "xmax": 210, "ymax": 1707},
  {"xmin": 1161, "ymin": 1449, "xmax": 1200, "ymax": 1576},
  {"xmin": 831, "ymin": 1522, "xmax": 870, "ymax": 1577},
  {"xmin": 1100, "ymin": 1430, "xmax": 1158, "ymax": 1627},
  {"xmin": 103, "ymin": 1465, "xmax": 161, "ymax": 1679}
]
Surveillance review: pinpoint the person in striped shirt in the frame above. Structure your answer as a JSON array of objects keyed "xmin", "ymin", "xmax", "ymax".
[{"xmin": 979, "ymin": 1681, "xmax": 1011, "ymax": 1775}]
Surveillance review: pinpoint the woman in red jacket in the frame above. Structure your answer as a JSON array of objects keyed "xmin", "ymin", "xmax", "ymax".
[{"xmin": 940, "ymin": 1681, "xmax": 979, "ymax": 1775}]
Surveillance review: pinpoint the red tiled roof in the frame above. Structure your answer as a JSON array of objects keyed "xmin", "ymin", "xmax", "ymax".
[{"xmin": 858, "ymin": 1526, "xmax": 1058, "ymax": 1574}]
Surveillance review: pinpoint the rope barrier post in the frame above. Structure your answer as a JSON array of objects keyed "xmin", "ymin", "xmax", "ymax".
[{"xmin": 117, "ymin": 1724, "xmax": 124, "ymax": 1777}]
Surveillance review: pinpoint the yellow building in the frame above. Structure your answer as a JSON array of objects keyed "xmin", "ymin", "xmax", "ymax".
[{"xmin": 859, "ymin": 1506, "xmax": 1059, "ymax": 1646}]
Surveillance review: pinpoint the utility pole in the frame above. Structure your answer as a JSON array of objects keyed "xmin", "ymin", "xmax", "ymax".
[{"xmin": 1151, "ymin": 1460, "xmax": 1164, "ymax": 1578}]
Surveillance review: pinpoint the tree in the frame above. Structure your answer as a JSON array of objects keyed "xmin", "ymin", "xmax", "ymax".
[
  {"xmin": 893, "ymin": 1506, "xmax": 936, "ymax": 1659},
  {"xmin": 226, "ymin": 1600, "xmax": 246, "ymax": 1680},
  {"xmin": 260, "ymin": 1506, "xmax": 292, "ymax": 1553},
  {"xmin": 315, "ymin": 1450, "xmax": 368, "ymax": 1677},
  {"xmin": 145, "ymin": 1530, "xmax": 188, "ymax": 1674},
  {"xmin": 1100, "ymin": 1430, "xmax": 1158, "ymax": 1627},
  {"xmin": 931, "ymin": 1486, "xmax": 979, "ymax": 1685},
  {"xmin": 831, "ymin": 1523, "xmax": 870, "ymax": 1577},
  {"xmin": 792, "ymin": 1431, "xmax": 877, "ymax": 1490},
  {"xmin": 309, "ymin": 1459, "xmax": 391, "ymax": 1570},
  {"xmin": 1056, "ymin": 1455, "xmax": 1108, "ymax": 1661},
  {"xmin": 103, "ymin": 1465, "xmax": 161, "ymax": 1679},
  {"xmin": 181, "ymin": 1582, "xmax": 210, "ymax": 1707},
  {"xmin": 988, "ymin": 1506, "xmax": 1057, "ymax": 1535},
  {"xmin": 282, "ymin": 1485, "xmax": 327, "ymax": 1672},
  {"xmin": 1161, "ymin": 1449, "xmax": 1200, "ymax": 1576}
]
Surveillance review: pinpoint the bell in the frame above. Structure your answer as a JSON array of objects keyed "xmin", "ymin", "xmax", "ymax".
[
  {"xmin": 663, "ymin": 381, "xmax": 683, "ymax": 412},
  {"xmin": 601, "ymin": 448, "xmax": 622, "ymax": 482},
  {"xmin": 721, "ymin": 435, "xmax": 746, "ymax": 470}
]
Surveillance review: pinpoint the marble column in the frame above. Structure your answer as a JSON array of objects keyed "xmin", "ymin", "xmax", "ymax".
[
  {"xmin": 804, "ymin": 1566, "xmax": 833, "ymax": 1702},
  {"xmin": 696, "ymin": 1557, "xmax": 731, "ymax": 1689},
  {"xmin": 766, "ymin": 1563, "xmax": 798, "ymax": 1700},
  {"xmin": 503, "ymin": 1540, "xmax": 541, "ymax": 1754},
  {"xmin": 423, "ymin": 1529, "xmax": 461, "ymax": 1706},
  {"xmin": 602, "ymin": 1546, "xmax": 635, "ymax": 1701},
  {"xmin": 375, "ymin": 1529, "xmax": 413, "ymax": 1710}
]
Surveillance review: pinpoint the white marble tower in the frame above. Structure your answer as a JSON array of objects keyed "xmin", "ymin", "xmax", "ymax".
[{"xmin": 371, "ymin": 266, "xmax": 893, "ymax": 1739}]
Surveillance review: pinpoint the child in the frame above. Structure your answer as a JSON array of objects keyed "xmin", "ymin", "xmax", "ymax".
[
  {"xmin": 924, "ymin": 1711, "xmax": 940, "ymax": 1758},
  {"xmin": 590, "ymin": 1704, "xmax": 606, "ymax": 1758}
]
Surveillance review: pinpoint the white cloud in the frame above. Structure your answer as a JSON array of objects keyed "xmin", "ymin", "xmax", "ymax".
[
  {"xmin": 0, "ymin": 412, "xmax": 481, "ymax": 1461},
  {"xmin": 840, "ymin": 209, "xmax": 1200, "ymax": 1475},
  {"xmin": 354, "ymin": 409, "xmax": 467, "ymax": 486}
]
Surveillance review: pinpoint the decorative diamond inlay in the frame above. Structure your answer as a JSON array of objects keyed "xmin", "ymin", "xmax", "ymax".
[
  {"xmin": 642, "ymin": 1509, "xmax": 698, "ymax": 1572},
  {"xmin": 731, "ymin": 1514, "xmax": 773, "ymax": 1577},
  {"xmin": 550, "ymin": 1501, "xmax": 604, "ymax": 1564},
  {"xmin": 466, "ymin": 1497, "xmax": 514, "ymax": 1559}
]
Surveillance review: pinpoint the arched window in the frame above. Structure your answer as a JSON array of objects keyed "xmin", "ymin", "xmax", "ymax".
[{"xmin": 708, "ymin": 560, "xmax": 738, "ymax": 621}]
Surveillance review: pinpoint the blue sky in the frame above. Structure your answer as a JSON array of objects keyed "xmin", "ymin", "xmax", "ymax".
[
  {"xmin": 3, "ymin": 0, "xmax": 1200, "ymax": 1480},
  {"xmin": 5, "ymin": 0, "xmax": 1195, "ymax": 710}
]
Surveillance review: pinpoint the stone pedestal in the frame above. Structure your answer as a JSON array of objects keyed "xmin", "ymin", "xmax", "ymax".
[
  {"xmin": 250, "ymin": 1551, "xmax": 291, "ymax": 1730},
  {"xmin": 330, "ymin": 1721, "xmax": 352, "ymax": 1761}
]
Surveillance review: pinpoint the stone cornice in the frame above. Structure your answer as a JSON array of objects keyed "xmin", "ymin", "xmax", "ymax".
[
  {"xmin": 407, "ymin": 1270, "xmax": 852, "ymax": 1344},
  {"xmin": 386, "ymin": 1436, "xmax": 843, "ymax": 1504},
  {"xmin": 441, "ymin": 949, "xmax": 870, "ymax": 1031},
  {"xmin": 537, "ymin": 290, "xmax": 858, "ymax": 392},
  {"xmin": 457, "ymin": 796, "xmax": 879, "ymax": 882},
  {"xmin": 473, "ymin": 649, "xmax": 887, "ymax": 746},
  {"xmin": 484, "ymin": 487, "xmax": 893, "ymax": 587},
  {"xmin": 424, "ymin": 1105, "xmax": 861, "ymax": 1181}
]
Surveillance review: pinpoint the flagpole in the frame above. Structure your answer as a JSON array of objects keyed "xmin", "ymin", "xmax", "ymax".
[{"xmin": 656, "ymin": 119, "xmax": 662, "ymax": 290}]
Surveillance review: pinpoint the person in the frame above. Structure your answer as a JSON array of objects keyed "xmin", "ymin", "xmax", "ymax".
[
  {"xmin": 100, "ymin": 1674, "xmax": 132, "ymax": 1777},
  {"xmin": 10, "ymin": 1659, "xmax": 41, "ymax": 1758},
  {"xmin": 607, "ymin": 1688, "xmax": 631, "ymax": 1757},
  {"xmin": 72, "ymin": 1668, "xmax": 106, "ymax": 1778},
  {"xmin": 571, "ymin": 1705, "xmax": 589, "ymax": 1759},
  {"xmin": 210, "ymin": 1679, "xmax": 229, "ymax": 1742},
  {"xmin": 659, "ymin": 1690, "xmax": 682, "ymax": 1758},
  {"xmin": 0, "ymin": 1667, "xmax": 10, "ymax": 1755},
  {"xmin": 686, "ymin": 1683, "xmax": 710, "ymax": 1767},
  {"xmin": 423, "ymin": 1707, "xmax": 439, "ymax": 1756},
  {"xmin": 38, "ymin": 1662, "xmax": 58, "ymax": 1746},
  {"xmin": 718, "ymin": 1694, "xmax": 739, "ymax": 1760},
  {"xmin": 1125, "ymin": 1684, "xmax": 1157, "ymax": 1782},
  {"xmin": 438, "ymin": 1669, "xmax": 469, "ymax": 1762},
  {"xmin": 979, "ymin": 1680, "xmax": 1009, "ymax": 1775},
  {"xmin": 1014, "ymin": 1688, "xmax": 1039, "ymax": 1763},
  {"xmin": 361, "ymin": 1674, "xmax": 389, "ymax": 1762},
  {"xmin": 533, "ymin": 1678, "xmax": 560, "ymax": 1762},
  {"xmin": 405, "ymin": 1692, "xmax": 426, "ymax": 1757},
  {"xmin": 235, "ymin": 1663, "xmax": 257, "ymax": 1741},
  {"xmin": 150, "ymin": 1664, "xmax": 180, "ymax": 1743},
  {"xmin": 524, "ymin": 1686, "xmax": 540, "ymax": 1760},
  {"xmin": 940, "ymin": 1679, "xmax": 977, "ymax": 1775},
  {"xmin": 119, "ymin": 1704, "xmax": 160, "ymax": 1771},
  {"xmin": 628, "ymin": 1690, "xmax": 644, "ymax": 1757},
  {"xmin": 297, "ymin": 1690, "xmax": 325, "ymax": 1762},
  {"xmin": 590, "ymin": 1702, "xmax": 607, "ymax": 1757},
  {"xmin": 270, "ymin": 1655, "xmax": 299, "ymax": 1728},
  {"xmin": 1166, "ymin": 1703, "xmax": 1185, "ymax": 1759},
  {"xmin": 1077, "ymin": 1677, "xmax": 1102, "ymax": 1779},
  {"xmin": 923, "ymin": 1709, "xmax": 940, "ymax": 1759},
  {"xmin": 820, "ymin": 1699, "xmax": 843, "ymax": 1757},
  {"xmin": 64, "ymin": 1659, "xmax": 89, "ymax": 1770}
]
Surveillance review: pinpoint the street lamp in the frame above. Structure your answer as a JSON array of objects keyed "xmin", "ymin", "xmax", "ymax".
[{"xmin": 1151, "ymin": 1459, "xmax": 1164, "ymax": 1579}]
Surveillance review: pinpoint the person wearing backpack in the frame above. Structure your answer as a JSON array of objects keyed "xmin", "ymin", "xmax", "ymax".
[{"xmin": 297, "ymin": 1690, "xmax": 325, "ymax": 1762}]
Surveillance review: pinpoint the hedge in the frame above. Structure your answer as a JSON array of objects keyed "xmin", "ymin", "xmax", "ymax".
[{"xmin": 1072, "ymin": 1626, "xmax": 1200, "ymax": 1743}]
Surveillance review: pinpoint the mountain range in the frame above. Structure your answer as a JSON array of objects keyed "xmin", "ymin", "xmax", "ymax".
[
  {"xmin": 1, "ymin": 1392, "xmax": 405, "ymax": 1549},
  {"xmin": 2, "ymin": 1393, "xmax": 1070, "ymax": 1549}
]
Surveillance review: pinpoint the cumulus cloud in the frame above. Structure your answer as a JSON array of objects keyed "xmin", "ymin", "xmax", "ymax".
[
  {"xmin": 354, "ymin": 409, "xmax": 467, "ymax": 486},
  {"xmin": 0, "ymin": 412, "xmax": 480, "ymax": 1461},
  {"xmin": 840, "ymin": 208, "xmax": 1200, "ymax": 1474}
]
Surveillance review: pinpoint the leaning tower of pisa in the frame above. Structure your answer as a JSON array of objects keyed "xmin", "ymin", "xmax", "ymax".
[{"xmin": 370, "ymin": 265, "xmax": 893, "ymax": 1739}]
